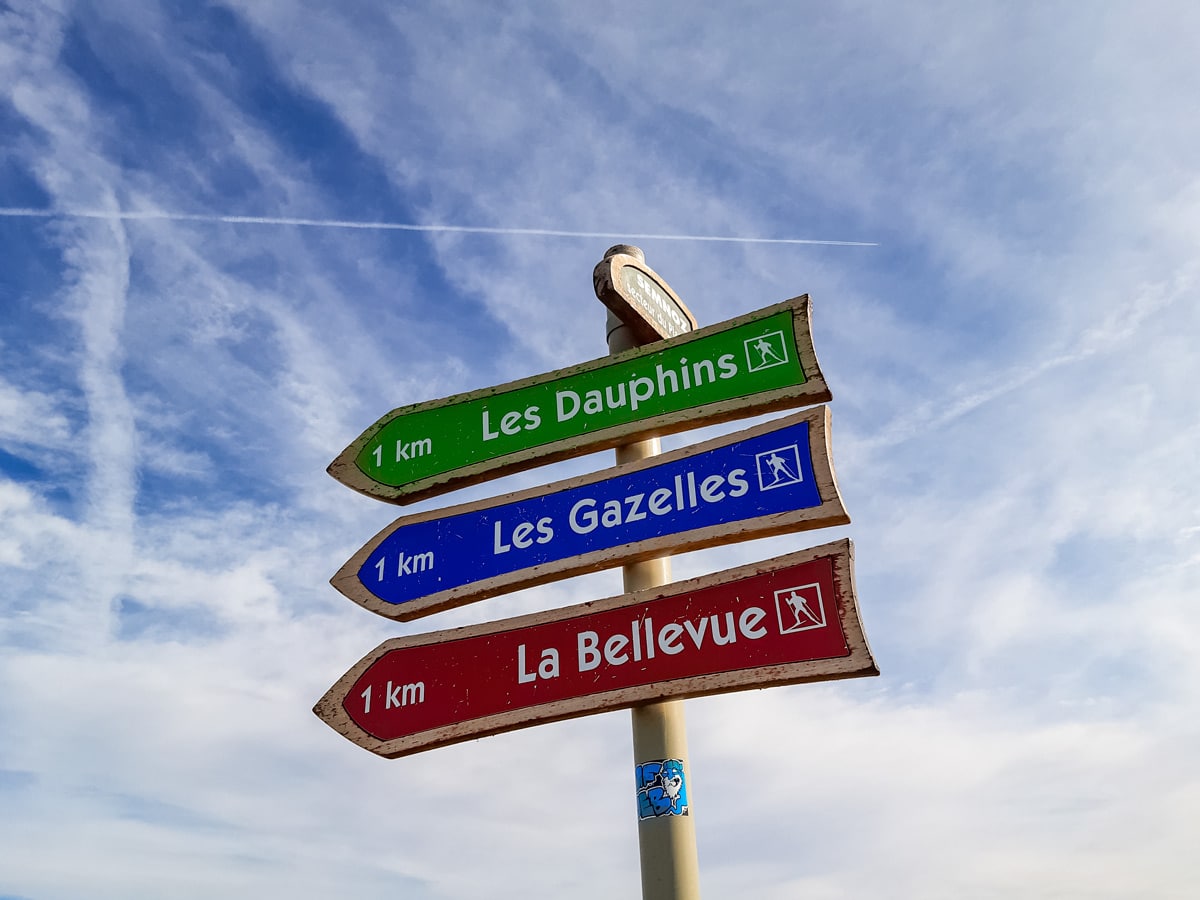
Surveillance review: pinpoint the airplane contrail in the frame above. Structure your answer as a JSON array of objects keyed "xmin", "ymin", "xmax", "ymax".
[{"xmin": 0, "ymin": 207, "xmax": 878, "ymax": 247}]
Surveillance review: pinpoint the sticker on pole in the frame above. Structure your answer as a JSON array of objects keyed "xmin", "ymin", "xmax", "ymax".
[{"xmin": 636, "ymin": 759, "xmax": 690, "ymax": 818}]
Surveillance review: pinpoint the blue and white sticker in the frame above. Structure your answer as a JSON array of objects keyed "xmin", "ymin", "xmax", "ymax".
[{"xmin": 636, "ymin": 759, "xmax": 689, "ymax": 819}]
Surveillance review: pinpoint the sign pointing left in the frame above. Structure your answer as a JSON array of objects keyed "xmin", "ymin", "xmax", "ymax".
[
  {"xmin": 333, "ymin": 407, "xmax": 847, "ymax": 621},
  {"xmin": 328, "ymin": 296, "xmax": 829, "ymax": 505},
  {"xmin": 314, "ymin": 539, "xmax": 876, "ymax": 759}
]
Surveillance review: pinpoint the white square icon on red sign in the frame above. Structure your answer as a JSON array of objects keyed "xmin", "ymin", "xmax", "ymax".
[{"xmin": 774, "ymin": 583, "xmax": 827, "ymax": 634}]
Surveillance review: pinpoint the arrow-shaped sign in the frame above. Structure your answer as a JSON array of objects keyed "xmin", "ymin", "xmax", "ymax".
[
  {"xmin": 332, "ymin": 407, "xmax": 847, "ymax": 621},
  {"xmin": 328, "ymin": 296, "xmax": 829, "ymax": 505},
  {"xmin": 314, "ymin": 539, "xmax": 876, "ymax": 759}
]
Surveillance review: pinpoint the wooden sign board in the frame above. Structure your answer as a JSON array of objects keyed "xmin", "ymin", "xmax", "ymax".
[
  {"xmin": 314, "ymin": 539, "xmax": 877, "ymax": 759},
  {"xmin": 328, "ymin": 296, "xmax": 829, "ymax": 505},
  {"xmin": 593, "ymin": 250, "xmax": 697, "ymax": 343},
  {"xmin": 333, "ymin": 407, "xmax": 848, "ymax": 621}
]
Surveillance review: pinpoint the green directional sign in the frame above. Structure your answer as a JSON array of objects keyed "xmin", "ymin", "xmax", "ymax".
[{"xmin": 329, "ymin": 295, "xmax": 830, "ymax": 504}]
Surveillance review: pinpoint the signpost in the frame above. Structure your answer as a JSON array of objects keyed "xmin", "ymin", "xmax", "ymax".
[
  {"xmin": 317, "ymin": 244, "xmax": 875, "ymax": 900},
  {"xmin": 314, "ymin": 540, "xmax": 876, "ymax": 759},
  {"xmin": 333, "ymin": 407, "xmax": 848, "ymax": 621},
  {"xmin": 328, "ymin": 294, "xmax": 830, "ymax": 505}
]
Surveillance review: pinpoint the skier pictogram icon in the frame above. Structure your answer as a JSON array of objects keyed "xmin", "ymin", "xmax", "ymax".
[
  {"xmin": 774, "ymin": 583, "xmax": 827, "ymax": 634},
  {"xmin": 754, "ymin": 443, "xmax": 804, "ymax": 491},
  {"xmin": 762, "ymin": 450, "xmax": 796, "ymax": 486},
  {"xmin": 743, "ymin": 330, "xmax": 789, "ymax": 372},
  {"xmin": 784, "ymin": 590, "xmax": 821, "ymax": 627},
  {"xmin": 753, "ymin": 336, "xmax": 785, "ymax": 366}
]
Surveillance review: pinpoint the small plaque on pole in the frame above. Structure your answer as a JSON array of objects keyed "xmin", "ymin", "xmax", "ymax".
[{"xmin": 594, "ymin": 247, "xmax": 697, "ymax": 344}]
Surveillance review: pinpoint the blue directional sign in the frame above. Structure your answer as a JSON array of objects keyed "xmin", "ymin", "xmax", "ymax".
[{"xmin": 332, "ymin": 407, "xmax": 848, "ymax": 621}]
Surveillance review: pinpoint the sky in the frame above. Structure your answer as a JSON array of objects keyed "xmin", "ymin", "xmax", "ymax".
[{"xmin": 1, "ymin": 1, "xmax": 1198, "ymax": 897}]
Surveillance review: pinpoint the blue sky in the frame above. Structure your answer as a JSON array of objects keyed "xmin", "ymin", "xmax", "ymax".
[{"xmin": 2, "ymin": 2, "xmax": 1198, "ymax": 897}]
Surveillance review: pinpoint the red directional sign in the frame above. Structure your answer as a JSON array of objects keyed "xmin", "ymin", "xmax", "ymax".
[{"xmin": 314, "ymin": 539, "xmax": 876, "ymax": 758}]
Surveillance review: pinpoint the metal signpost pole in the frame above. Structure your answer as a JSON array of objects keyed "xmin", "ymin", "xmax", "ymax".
[{"xmin": 604, "ymin": 245, "xmax": 702, "ymax": 900}]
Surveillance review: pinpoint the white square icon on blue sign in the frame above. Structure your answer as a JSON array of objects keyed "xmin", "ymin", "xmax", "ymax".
[{"xmin": 755, "ymin": 444, "xmax": 804, "ymax": 491}]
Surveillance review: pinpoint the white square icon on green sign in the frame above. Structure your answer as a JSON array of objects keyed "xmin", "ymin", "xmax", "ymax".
[{"xmin": 744, "ymin": 330, "xmax": 789, "ymax": 372}]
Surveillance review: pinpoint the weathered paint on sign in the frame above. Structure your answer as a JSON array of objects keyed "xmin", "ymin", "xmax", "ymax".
[
  {"xmin": 314, "ymin": 539, "xmax": 876, "ymax": 759},
  {"xmin": 593, "ymin": 250, "xmax": 697, "ymax": 343},
  {"xmin": 328, "ymin": 296, "xmax": 829, "ymax": 504},
  {"xmin": 332, "ymin": 407, "xmax": 847, "ymax": 621}
]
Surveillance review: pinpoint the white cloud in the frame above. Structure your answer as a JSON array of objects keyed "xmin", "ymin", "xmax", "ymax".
[{"xmin": 0, "ymin": 375, "xmax": 73, "ymax": 453}]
